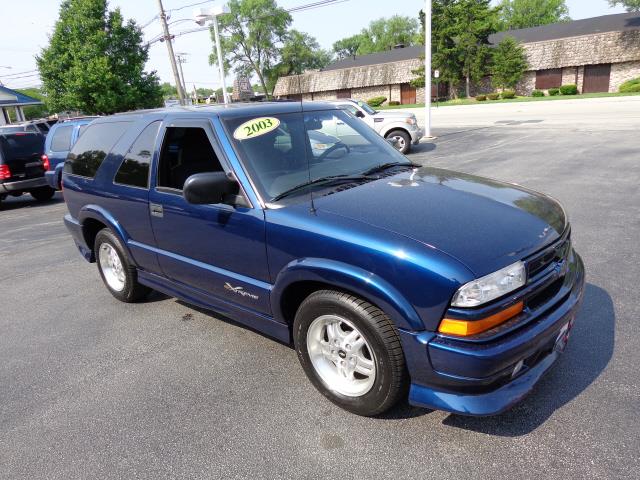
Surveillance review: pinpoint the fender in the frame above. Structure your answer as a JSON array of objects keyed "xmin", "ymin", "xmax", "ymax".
[
  {"xmin": 78, "ymin": 204, "xmax": 135, "ymax": 263},
  {"xmin": 271, "ymin": 258, "xmax": 424, "ymax": 331}
]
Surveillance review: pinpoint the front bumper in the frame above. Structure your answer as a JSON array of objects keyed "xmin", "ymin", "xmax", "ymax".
[
  {"xmin": 0, "ymin": 176, "xmax": 47, "ymax": 193},
  {"xmin": 400, "ymin": 249, "xmax": 585, "ymax": 416},
  {"xmin": 410, "ymin": 127, "xmax": 423, "ymax": 144}
]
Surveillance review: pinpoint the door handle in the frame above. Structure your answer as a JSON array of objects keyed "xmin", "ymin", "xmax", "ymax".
[{"xmin": 150, "ymin": 203, "xmax": 164, "ymax": 218}]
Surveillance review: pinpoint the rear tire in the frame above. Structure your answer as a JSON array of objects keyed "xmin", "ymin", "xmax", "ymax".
[
  {"xmin": 30, "ymin": 186, "xmax": 55, "ymax": 202},
  {"xmin": 94, "ymin": 228, "xmax": 150, "ymax": 303},
  {"xmin": 293, "ymin": 290, "xmax": 408, "ymax": 416},
  {"xmin": 386, "ymin": 130, "xmax": 411, "ymax": 154}
]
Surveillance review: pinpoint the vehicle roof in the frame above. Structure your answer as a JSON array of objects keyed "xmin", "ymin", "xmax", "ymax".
[
  {"xmin": 99, "ymin": 101, "xmax": 341, "ymax": 123},
  {"xmin": 54, "ymin": 117, "xmax": 97, "ymax": 126}
]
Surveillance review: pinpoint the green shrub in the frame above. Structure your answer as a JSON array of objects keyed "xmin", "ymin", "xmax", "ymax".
[
  {"xmin": 388, "ymin": 100, "xmax": 400, "ymax": 106},
  {"xmin": 487, "ymin": 93, "xmax": 500, "ymax": 100},
  {"xmin": 367, "ymin": 96, "xmax": 387, "ymax": 107},
  {"xmin": 548, "ymin": 88, "xmax": 560, "ymax": 96},
  {"xmin": 501, "ymin": 90, "xmax": 516, "ymax": 99},
  {"xmin": 476, "ymin": 95, "xmax": 487, "ymax": 101},
  {"xmin": 560, "ymin": 84, "xmax": 578, "ymax": 95},
  {"xmin": 531, "ymin": 89, "xmax": 545, "ymax": 97},
  {"xmin": 619, "ymin": 77, "xmax": 640, "ymax": 93}
]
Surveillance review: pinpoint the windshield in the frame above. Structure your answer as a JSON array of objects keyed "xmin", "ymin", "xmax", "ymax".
[
  {"xmin": 355, "ymin": 101, "xmax": 377, "ymax": 115},
  {"xmin": 223, "ymin": 109, "xmax": 409, "ymax": 203}
]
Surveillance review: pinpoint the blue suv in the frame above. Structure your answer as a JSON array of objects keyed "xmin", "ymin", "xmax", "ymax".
[
  {"xmin": 62, "ymin": 103, "xmax": 585, "ymax": 416},
  {"xmin": 43, "ymin": 117, "xmax": 97, "ymax": 190}
]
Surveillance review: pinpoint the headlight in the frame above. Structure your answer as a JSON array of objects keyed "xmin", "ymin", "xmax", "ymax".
[
  {"xmin": 405, "ymin": 117, "xmax": 417, "ymax": 125},
  {"xmin": 451, "ymin": 261, "xmax": 526, "ymax": 307}
]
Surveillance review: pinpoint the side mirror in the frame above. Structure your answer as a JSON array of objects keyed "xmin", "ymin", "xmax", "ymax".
[
  {"xmin": 183, "ymin": 172, "xmax": 249, "ymax": 207},
  {"xmin": 355, "ymin": 110, "xmax": 365, "ymax": 118}
]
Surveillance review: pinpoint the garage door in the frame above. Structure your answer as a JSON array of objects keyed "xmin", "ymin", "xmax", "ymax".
[
  {"xmin": 583, "ymin": 64, "xmax": 611, "ymax": 93},
  {"xmin": 401, "ymin": 83, "xmax": 417, "ymax": 104}
]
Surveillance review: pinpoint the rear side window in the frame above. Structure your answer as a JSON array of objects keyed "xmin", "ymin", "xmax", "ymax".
[
  {"xmin": 50, "ymin": 126, "xmax": 73, "ymax": 151},
  {"xmin": 65, "ymin": 121, "xmax": 130, "ymax": 178},
  {"xmin": 0, "ymin": 134, "xmax": 44, "ymax": 161},
  {"xmin": 114, "ymin": 121, "xmax": 160, "ymax": 188}
]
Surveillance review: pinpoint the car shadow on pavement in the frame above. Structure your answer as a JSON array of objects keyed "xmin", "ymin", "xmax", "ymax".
[
  {"xmin": 440, "ymin": 282, "xmax": 614, "ymax": 436},
  {"xmin": 0, "ymin": 193, "xmax": 64, "ymax": 211}
]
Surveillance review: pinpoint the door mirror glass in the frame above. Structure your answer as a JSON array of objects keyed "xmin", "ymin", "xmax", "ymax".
[
  {"xmin": 355, "ymin": 110, "xmax": 365, "ymax": 118},
  {"xmin": 183, "ymin": 171, "xmax": 244, "ymax": 206}
]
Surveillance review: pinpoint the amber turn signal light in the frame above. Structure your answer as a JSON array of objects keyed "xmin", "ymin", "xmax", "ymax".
[{"xmin": 438, "ymin": 301, "xmax": 524, "ymax": 336}]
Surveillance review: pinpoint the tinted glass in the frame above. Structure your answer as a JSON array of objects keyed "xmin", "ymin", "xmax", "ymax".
[
  {"xmin": 224, "ymin": 109, "xmax": 407, "ymax": 202},
  {"xmin": 0, "ymin": 134, "xmax": 44, "ymax": 161},
  {"xmin": 157, "ymin": 127, "xmax": 223, "ymax": 191},
  {"xmin": 78, "ymin": 124, "xmax": 88, "ymax": 136},
  {"xmin": 64, "ymin": 121, "xmax": 130, "ymax": 178},
  {"xmin": 114, "ymin": 121, "xmax": 160, "ymax": 188},
  {"xmin": 50, "ymin": 126, "xmax": 73, "ymax": 151}
]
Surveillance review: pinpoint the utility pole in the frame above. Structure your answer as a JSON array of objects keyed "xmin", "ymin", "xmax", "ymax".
[
  {"xmin": 156, "ymin": 0, "xmax": 186, "ymax": 105},
  {"xmin": 424, "ymin": 0, "xmax": 432, "ymax": 138},
  {"xmin": 211, "ymin": 14, "xmax": 230, "ymax": 104},
  {"xmin": 175, "ymin": 53, "xmax": 188, "ymax": 103}
]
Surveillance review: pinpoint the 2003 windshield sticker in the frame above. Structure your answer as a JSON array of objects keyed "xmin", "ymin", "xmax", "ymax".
[{"xmin": 233, "ymin": 117, "xmax": 280, "ymax": 140}]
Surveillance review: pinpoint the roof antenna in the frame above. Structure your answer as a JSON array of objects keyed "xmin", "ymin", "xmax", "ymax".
[{"xmin": 297, "ymin": 72, "xmax": 316, "ymax": 214}]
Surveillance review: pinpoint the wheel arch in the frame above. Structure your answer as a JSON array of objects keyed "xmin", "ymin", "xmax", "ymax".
[
  {"xmin": 271, "ymin": 258, "xmax": 424, "ymax": 331},
  {"xmin": 78, "ymin": 205, "xmax": 131, "ymax": 263}
]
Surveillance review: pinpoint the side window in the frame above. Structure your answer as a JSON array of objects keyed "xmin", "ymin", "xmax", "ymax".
[
  {"xmin": 78, "ymin": 124, "xmax": 89, "ymax": 137},
  {"xmin": 114, "ymin": 121, "xmax": 160, "ymax": 188},
  {"xmin": 64, "ymin": 121, "xmax": 131, "ymax": 178},
  {"xmin": 50, "ymin": 126, "xmax": 73, "ymax": 152},
  {"xmin": 157, "ymin": 127, "xmax": 223, "ymax": 191},
  {"xmin": 341, "ymin": 105, "xmax": 359, "ymax": 116}
]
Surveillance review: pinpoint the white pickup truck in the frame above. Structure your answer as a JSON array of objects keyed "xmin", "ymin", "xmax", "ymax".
[{"xmin": 328, "ymin": 99, "xmax": 423, "ymax": 153}]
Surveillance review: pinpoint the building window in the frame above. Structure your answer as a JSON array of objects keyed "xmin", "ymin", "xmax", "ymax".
[{"xmin": 535, "ymin": 68, "xmax": 562, "ymax": 89}]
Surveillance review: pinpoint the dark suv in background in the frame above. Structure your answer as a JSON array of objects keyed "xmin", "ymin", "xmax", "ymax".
[{"xmin": 0, "ymin": 132, "xmax": 54, "ymax": 206}]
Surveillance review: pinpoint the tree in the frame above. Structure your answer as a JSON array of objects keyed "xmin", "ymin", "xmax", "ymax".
[
  {"xmin": 491, "ymin": 36, "xmax": 529, "ymax": 90},
  {"xmin": 333, "ymin": 35, "xmax": 364, "ymax": 59},
  {"xmin": 455, "ymin": 0, "xmax": 499, "ymax": 98},
  {"xmin": 210, "ymin": 0, "xmax": 291, "ymax": 99},
  {"xmin": 266, "ymin": 30, "xmax": 331, "ymax": 93},
  {"xmin": 196, "ymin": 87, "xmax": 215, "ymax": 98},
  {"xmin": 608, "ymin": 0, "xmax": 640, "ymax": 11},
  {"xmin": 498, "ymin": 0, "xmax": 570, "ymax": 30},
  {"xmin": 160, "ymin": 82, "xmax": 178, "ymax": 99},
  {"xmin": 332, "ymin": 15, "xmax": 420, "ymax": 58},
  {"xmin": 36, "ymin": 0, "xmax": 162, "ymax": 114}
]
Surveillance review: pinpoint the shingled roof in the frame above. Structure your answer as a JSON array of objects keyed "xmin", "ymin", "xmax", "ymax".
[
  {"xmin": 490, "ymin": 12, "xmax": 640, "ymax": 45},
  {"xmin": 320, "ymin": 45, "xmax": 424, "ymax": 71}
]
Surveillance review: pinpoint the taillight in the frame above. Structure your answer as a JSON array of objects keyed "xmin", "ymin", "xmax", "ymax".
[
  {"xmin": 0, "ymin": 164, "xmax": 11, "ymax": 180},
  {"xmin": 41, "ymin": 154, "xmax": 50, "ymax": 171}
]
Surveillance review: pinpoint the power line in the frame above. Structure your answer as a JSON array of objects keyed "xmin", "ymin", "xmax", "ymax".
[{"xmin": 0, "ymin": 69, "xmax": 38, "ymax": 78}]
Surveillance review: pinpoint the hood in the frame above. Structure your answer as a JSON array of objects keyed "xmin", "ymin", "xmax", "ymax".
[
  {"xmin": 313, "ymin": 166, "xmax": 566, "ymax": 276},
  {"xmin": 373, "ymin": 111, "xmax": 415, "ymax": 120}
]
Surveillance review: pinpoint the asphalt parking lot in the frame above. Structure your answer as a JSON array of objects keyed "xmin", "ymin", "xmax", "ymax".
[{"xmin": 1, "ymin": 97, "xmax": 639, "ymax": 479}]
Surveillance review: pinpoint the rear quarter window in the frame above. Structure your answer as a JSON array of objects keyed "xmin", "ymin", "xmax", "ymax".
[
  {"xmin": 50, "ymin": 126, "xmax": 73, "ymax": 152},
  {"xmin": 64, "ymin": 121, "xmax": 131, "ymax": 178}
]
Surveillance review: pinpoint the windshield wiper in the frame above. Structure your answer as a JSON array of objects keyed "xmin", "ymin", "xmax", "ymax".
[
  {"xmin": 271, "ymin": 174, "xmax": 368, "ymax": 202},
  {"xmin": 361, "ymin": 162, "xmax": 419, "ymax": 177}
]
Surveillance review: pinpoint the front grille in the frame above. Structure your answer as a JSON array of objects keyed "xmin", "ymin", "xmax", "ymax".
[
  {"xmin": 527, "ymin": 230, "xmax": 571, "ymax": 279},
  {"xmin": 527, "ymin": 277, "xmax": 564, "ymax": 310}
]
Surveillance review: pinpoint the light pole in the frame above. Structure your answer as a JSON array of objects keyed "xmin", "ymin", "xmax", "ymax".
[
  {"xmin": 195, "ymin": 5, "xmax": 230, "ymax": 104},
  {"xmin": 424, "ymin": 0, "xmax": 432, "ymax": 138},
  {"xmin": 175, "ymin": 52, "xmax": 189, "ymax": 102}
]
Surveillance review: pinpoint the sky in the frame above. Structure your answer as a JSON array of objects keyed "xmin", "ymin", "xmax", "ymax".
[{"xmin": 0, "ymin": 0, "xmax": 629, "ymax": 92}]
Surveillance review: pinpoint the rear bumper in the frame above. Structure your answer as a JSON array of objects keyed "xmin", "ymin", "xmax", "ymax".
[
  {"xmin": 45, "ymin": 170, "xmax": 61, "ymax": 190},
  {"xmin": 401, "ymin": 250, "xmax": 585, "ymax": 416},
  {"xmin": 0, "ymin": 176, "xmax": 47, "ymax": 193}
]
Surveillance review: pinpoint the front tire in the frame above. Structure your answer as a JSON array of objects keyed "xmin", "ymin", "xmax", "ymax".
[
  {"xmin": 386, "ymin": 129, "xmax": 411, "ymax": 154},
  {"xmin": 94, "ymin": 228, "xmax": 150, "ymax": 303},
  {"xmin": 294, "ymin": 290, "xmax": 408, "ymax": 416},
  {"xmin": 30, "ymin": 186, "xmax": 55, "ymax": 202}
]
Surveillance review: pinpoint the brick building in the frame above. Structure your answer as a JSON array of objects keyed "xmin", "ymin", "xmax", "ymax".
[{"xmin": 273, "ymin": 12, "xmax": 640, "ymax": 103}]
